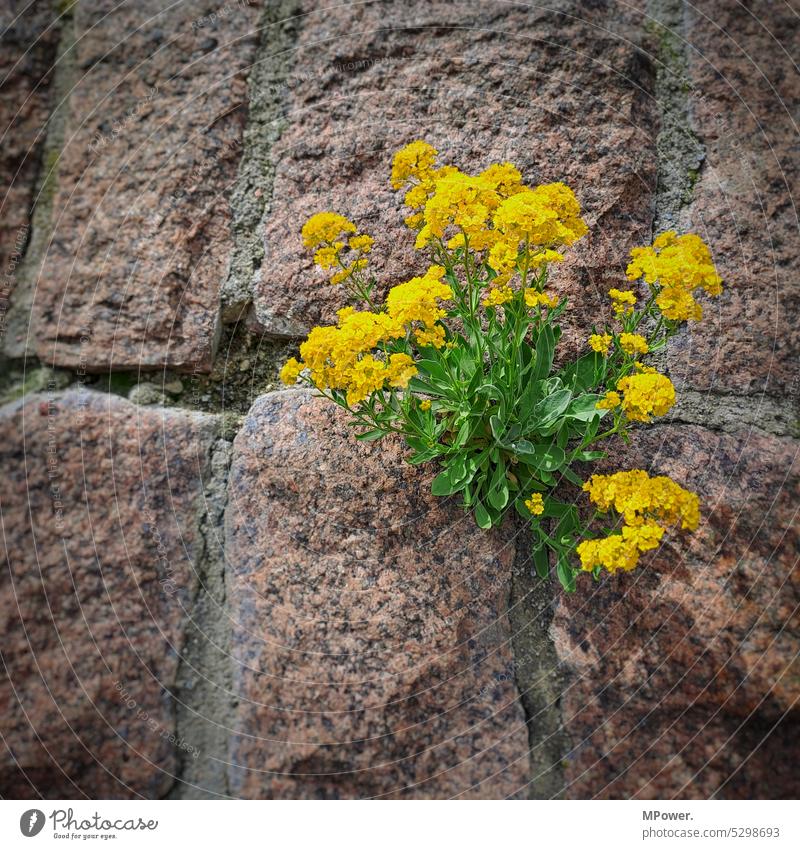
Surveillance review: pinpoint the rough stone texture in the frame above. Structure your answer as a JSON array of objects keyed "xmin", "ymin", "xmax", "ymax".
[
  {"xmin": 31, "ymin": 0, "xmax": 262, "ymax": 372},
  {"xmin": 253, "ymin": 0, "xmax": 658, "ymax": 351},
  {"xmin": 667, "ymin": 0, "xmax": 800, "ymax": 397},
  {"xmin": 0, "ymin": 390, "xmax": 217, "ymax": 797},
  {"xmin": 552, "ymin": 424, "xmax": 800, "ymax": 799},
  {"xmin": 225, "ymin": 390, "xmax": 529, "ymax": 798},
  {"xmin": 0, "ymin": 2, "xmax": 60, "ymax": 353}
]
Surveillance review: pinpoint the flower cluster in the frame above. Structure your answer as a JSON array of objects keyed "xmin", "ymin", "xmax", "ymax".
[
  {"xmin": 302, "ymin": 211, "xmax": 374, "ymax": 286},
  {"xmin": 626, "ymin": 230, "xmax": 723, "ymax": 322},
  {"xmin": 576, "ymin": 470, "xmax": 699, "ymax": 574},
  {"xmin": 597, "ymin": 365, "xmax": 676, "ymax": 423},
  {"xmin": 391, "ymin": 141, "xmax": 586, "ymax": 300},
  {"xmin": 279, "ymin": 263, "xmax": 452, "ymax": 404},
  {"xmin": 278, "ymin": 141, "xmax": 719, "ymax": 591},
  {"xmin": 385, "ymin": 265, "xmax": 453, "ymax": 348},
  {"xmin": 284, "ymin": 308, "xmax": 414, "ymax": 405}
]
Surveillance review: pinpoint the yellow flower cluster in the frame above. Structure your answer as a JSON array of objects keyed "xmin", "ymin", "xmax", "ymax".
[
  {"xmin": 597, "ymin": 365, "xmax": 676, "ymax": 422},
  {"xmin": 619, "ymin": 332, "xmax": 649, "ymax": 356},
  {"xmin": 301, "ymin": 212, "xmax": 374, "ymax": 285},
  {"xmin": 385, "ymin": 265, "xmax": 453, "ymax": 348},
  {"xmin": 588, "ymin": 333, "xmax": 612, "ymax": 354},
  {"xmin": 626, "ymin": 231, "xmax": 723, "ymax": 321},
  {"xmin": 483, "ymin": 285, "xmax": 514, "ymax": 307},
  {"xmin": 576, "ymin": 523, "xmax": 665, "ymax": 574},
  {"xmin": 583, "ymin": 470, "xmax": 700, "ymax": 530},
  {"xmin": 524, "ymin": 493, "xmax": 545, "ymax": 516},
  {"xmin": 391, "ymin": 141, "xmax": 586, "ymax": 290},
  {"xmin": 280, "ymin": 264, "xmax": 453, "ymax": 401},
  {"xmin": 390, "ymin": 140, "xmax": 440, "ymax": 191},
  {"xmin": 577, "ymin": 470, "xmax": 699, "ymax": 574},
  {"xmin": 524, "ymin": 289, "xmax": 559, "ymax": 309},
  {"xmin": 491, "ymin": 183, "xmax": 587, "ymax": 270},
  {"xmin": 609, "ymin": 287, "xmax": 637, "ymax": 316},
  {"xmin": 301, "ymin": 212, "xmax": 356, "ymax": 248}
]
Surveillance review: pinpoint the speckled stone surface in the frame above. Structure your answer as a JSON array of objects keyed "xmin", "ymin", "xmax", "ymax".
[
  {"xmin": 253, "ymin": 0, "xmax": 658, "ymax": 353},
  {"xmin": 32, "ymin": 0, "xmax": 262, "ymax": 372},
  {"xmin": 0, "ymin": 390, "xmax": 216, "ymax": 797},
  {"xmin": 552, "ymin": 425, "xmax": 800, "ymax": 799},
  {"xmin": 225, "ymin": 389, "xmax": 529, "ymax": 798},
  {"xmin": 0, "ymin": 2, "xmax": 60, "ymax": 354},
  {"xmin": 667, "ymin": 0, "xmax": 800, "ymax": 396}
]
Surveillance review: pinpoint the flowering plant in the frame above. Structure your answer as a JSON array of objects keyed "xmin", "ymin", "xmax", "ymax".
[{"xmin": 280, "ymin": 141, "xmax": 723, "ymax": 591}]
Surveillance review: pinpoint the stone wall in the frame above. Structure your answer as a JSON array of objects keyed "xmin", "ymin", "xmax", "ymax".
[{"xmin": 0, "ymin": 0, "xmax": 797, "ymax": 799}]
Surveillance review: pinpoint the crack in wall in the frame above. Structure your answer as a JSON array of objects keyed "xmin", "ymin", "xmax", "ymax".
[
  {"xmin": 169, "ymin": 427, "xmax": 236, "ymax": 798},
  {"xmin": 508, "ymin": 519, "xmax": 570, "ymax": 799},
  {"xmin": 670, "ymin": 390, "xmax": 800, "ymax": 438},
  {"xmin": 646, "ymin": 0, "xmax": 705, "ymax": 235},
  {"xmin": 2, "ymin": 4, "xmax": 77, "ymax": 361},
  {"xmin": 220, "ymin": 0, "xmax": 303, "ymax": 324}
]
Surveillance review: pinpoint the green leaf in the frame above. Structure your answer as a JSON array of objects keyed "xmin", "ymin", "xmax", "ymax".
[
  {"xmin": 407, "ymin": 376, "xmax": 447, "ymax": 397},
  {"xmin": 416, "ymin": 358, "xmax": 449, "ymax": 383},
  {"xmin": 431, "ymin": 468, "xmax": 467, "ymax": 496},
  {"xmin": 560, "ymin": 466, "xmax": 584, "ymax": 487},
  {"xmin": 560, "ymin": 351, "xmax": 602, "ymax": 393},
  {"xmin": 576, "ymin": 449, "xmax": 606, "ymax": 461},
  {"xmin": 557, "ymin": 557, "xmax": 577, "ymax": 592},
  {"xmin": 355, "ymin": 429, "xmax": 385, "ymax": 441},
  {"xmin": 532, "ymin": 324, "xmax": 556, "ymax": 381},
  {"xmin": 513, "ymin": 441, "xmax": 566, "ymax": 471},
  {"xmin": 474, "ymin": 501, "xmax": 492, "ymax": 529},
  {"xmin": 533, "ymin": 545, "xmax": 550, "ymax": 579},
  {"xmin": 535, "ymin": 389, "xmax": 572, "ymax": 426},
  {"xmin": 565, "ymin": 394, "xmax": 604, "ymax": 422},
  {"xmin": 489, "ymin": 414, "xmax": 505, "ymax": 442}
]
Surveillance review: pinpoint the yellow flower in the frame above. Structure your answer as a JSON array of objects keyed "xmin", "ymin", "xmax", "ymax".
[
  {"xmin": 404, "ymin": 211, "xmax": 424, "ymax": 230},
  {"xmin": 609, "ymin": 287, "xmax": 637, "ymax": 315},
  {"xmin": 349, "ymin": 234, "xmax": 374, "ymax": 253},
  {"xmin": 524, "ymin": 289, "xmax": 559, "ymax": 309},
  {"xmin": 576, "ymin": 521, "xmax": 665, "ymax": 575},
  {"xmin": 596, "ymin": 390, "xmax": 621, "ymax": 410},
  {"xmin": 524, "ymin": 493, "xmax": 545, "ymax": 516},
  {"xmin": 386, "ymin": 353, "xmax": 417, "ymax": 389},
  {"xmin": 656, "ymin": 285, "xmax": 704, "ymax": 322},
  {"xmin": 313, "ymin": 243, "xmax": 343, "ymax": 270},
  {"xmin": 614, "ymin": 371, "xmax": 676, "ymax": 422},
  {"xmin": 488, "ymin": 240, "xmax": 519, "ymax": 276},
  {"xmin": 391, "ymin": 140, "xmax": 439, "ymax": 190},
  {"xmin": 577, "ymin": 469, "xmax": 699, "ymax": 575},
  {"xmin": 386, "ymin": 266, "xmax": 452, "ymax": 327},
  {"xmin": 528, "ymin": 249, "xmax": 565, "ymax": 267},
  {"xmin": 419, "ymin": 399, "xmax": 432, "ymax": 411},
  {"xmin": 492, "ymin": 183, "xmax": 588, "ymax": 250},
  {"xmin": 301, "ymin": 212, "xmax": 356, "ymax": 248},
  {"xmin": 346, "ymin": 355, "xmax": 387, "ymax": 405},
  {"xmin": 415, "ymin": 323, "xmax": 446, "ymax": 349},
  {"xmin": 582, "ymin": 470, "xmax": 700, "ymax": 531},
  {"xmin": 618, "ymin": 332, "xmax": 649, "ymax": 356},
  {"xmin": 483, "ymin": 285, "xmax": 514, "ymax": 307},
  {"xmin": 588, "ymin": 334, "xmax": 612, "ymax": 354},
  {"xmin": 279, "ymin": 357, "xmax": 303, "ymax": 385},
  {"xmin": 626, "ymin": 232, "xmax": 722, "ymax": 322}
]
